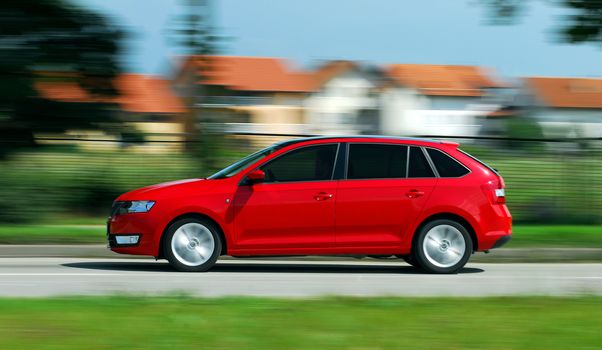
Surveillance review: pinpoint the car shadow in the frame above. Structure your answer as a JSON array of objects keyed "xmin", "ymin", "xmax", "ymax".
[{"xmin": 62, "ymin": 260, "xmax": 484, "ymax": 274}]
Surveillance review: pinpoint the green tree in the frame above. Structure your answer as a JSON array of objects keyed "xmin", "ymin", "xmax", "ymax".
[
  {"xmin": 0, "ymin": 0, "xmax": 123, "ymax": 156},
  {"xmin": 481, "ymin": 0, "xmax": 602, "ymax": 44},
  {"xmin": 171, "ymin": 0, "xmax": 224, "ymax": 172}
]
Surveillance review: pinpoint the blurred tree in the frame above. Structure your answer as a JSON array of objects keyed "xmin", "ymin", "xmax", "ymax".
[
  {"xmin": 0, "ymin": 0, "xmax": 123, "ymax": 157},
  {"xmin": 171, "ymin": 0, "xmax": 224, "ymax": 172},
  {"xmin": 481, "ymin": 0, "xmax": 602, "ymax": 44}
]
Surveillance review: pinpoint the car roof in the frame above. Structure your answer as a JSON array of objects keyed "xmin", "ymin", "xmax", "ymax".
[{"xmin": 277, "ymin": 135, "xmax": 445, "ymax": 148}]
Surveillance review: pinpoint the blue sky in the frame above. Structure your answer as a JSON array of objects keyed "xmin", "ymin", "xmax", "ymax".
[{"xmin": 78, "ymin": 0, "xmax": 602, "ymax": 78}]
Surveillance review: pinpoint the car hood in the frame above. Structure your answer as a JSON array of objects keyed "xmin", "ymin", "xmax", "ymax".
[{"xmin": 116, "ymin": 178, "xmax": 214, "ymax": 200}]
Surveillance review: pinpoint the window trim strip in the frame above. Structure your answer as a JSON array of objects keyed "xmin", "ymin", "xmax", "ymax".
[
  {"xmin": 405, "ymin": 145, "xmax": 410, "ymax": 179},
  {"xmin": 421, "ymin": 146, "xmax": 440, "ymax": 178}
]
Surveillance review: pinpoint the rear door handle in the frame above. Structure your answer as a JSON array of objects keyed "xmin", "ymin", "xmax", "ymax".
[
  {"xmin": 314, "ymin": 192, "xmax": 334, "ymax": 201},
  {"xmin": 406, "ymin": 189, "xmax": 425, "ymax": 198}
]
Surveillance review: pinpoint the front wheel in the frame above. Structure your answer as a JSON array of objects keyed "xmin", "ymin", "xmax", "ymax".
[
  {"xmin": 413, "ymin": 219, "xmax": 472, "ymax": 274},
  {"xmin": 163, "ymin": 218, "xmax": 222, "ymax": 272}
]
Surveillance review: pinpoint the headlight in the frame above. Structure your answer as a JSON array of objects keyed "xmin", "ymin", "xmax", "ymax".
[{"xmin": 114, "ymin": 200, "xmax": 155, "ymax": 215}]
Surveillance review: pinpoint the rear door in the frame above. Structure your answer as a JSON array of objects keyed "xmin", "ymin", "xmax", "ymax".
[
  {"xmin": 232, "ymin": 143, "xmax": 340, "ymax": 251},
  {"xmin": 335, "ymin": 144, "xmax": 437, "ymax": 248}
]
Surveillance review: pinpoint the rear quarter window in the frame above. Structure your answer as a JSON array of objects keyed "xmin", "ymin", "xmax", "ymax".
[
  {"xmin": 426, "ymin": 148, "xmax": 470, "ymax": 178},
  {"xmin": 408, "ymin": 146, "xmax": 436, "ymax": 178}
]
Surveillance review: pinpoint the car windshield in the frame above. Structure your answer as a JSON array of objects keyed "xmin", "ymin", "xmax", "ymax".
[{"xmin": 207, "ymin": 143, "xmax": 286, "ymax": 179}]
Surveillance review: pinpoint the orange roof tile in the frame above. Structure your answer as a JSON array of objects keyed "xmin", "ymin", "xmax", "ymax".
[
  {"xmin": 487, "ymin": 110, "xmax": 517, "ymax": 117},
  {"xmin": 386, "ymin": 64, "xmax": 501, "ymax": 97},
  {"xmin": 310, "ymin": 60, "xmax": 358, "ymax": 89},
  {"xmin": 526, "ymin": 77, "xmax": 602, "ymax": 109},
  {"xmin": 113, "ymin": 74, "xmax": 184, "ymax": 113},
  {"xmin": 35, "ymin": 82, "xmax": 90, "ymax": 102},
  {"xmin": 35, "ymin": 74, "xmax": 184, "ymax": 114},
  {"xmin": 191, "ymin": 56, "xmax": 314, "ymax": 92}
]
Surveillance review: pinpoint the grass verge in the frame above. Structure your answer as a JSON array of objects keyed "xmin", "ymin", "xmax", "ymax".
[
  {"xmin": 0, "ymin": 296, "xmax": 600, "ymax": 350},
  {"xmin": 0, "ymin": 225, "xmax": 104, "ymax": 244},
  {"xmin": 1, "ymin": 224, "xmax": 602, "ymax": 247},
  {"xmin": 507, "ymin": 225, "xmax": 602, "ymax": 247}
]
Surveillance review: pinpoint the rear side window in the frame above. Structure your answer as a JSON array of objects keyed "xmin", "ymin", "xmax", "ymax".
[
  {"xmin": 260, "ymin": 144, "xmax": 338, "ymax": 183},
  {"xmin": 408, "ymin": 146, "xmax": 435, "ymax": 178},
  {"xmin": 347, "ymin": 144, "xmax": 407, "ymax": 179},
  {"xmin": 426, "ymin": 148, "xmax": 470, "ymax": 178}
]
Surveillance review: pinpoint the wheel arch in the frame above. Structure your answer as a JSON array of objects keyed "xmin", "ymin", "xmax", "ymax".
[
  {"xmin": 157, "ymin": 212, "xmax": 228, "ymax": 259},
  {"xmin": 411, "ymin": 212, "xmax": 478, "ymax": 252}
]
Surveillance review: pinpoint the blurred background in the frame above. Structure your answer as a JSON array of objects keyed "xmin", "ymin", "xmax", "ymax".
[
  {"xmin": 3, "ymin": 3, "xmax": 602, "ymax": 348},
  {"xmin": 1, "ymin": 0, "xmax": 601, "ymax": 236}
]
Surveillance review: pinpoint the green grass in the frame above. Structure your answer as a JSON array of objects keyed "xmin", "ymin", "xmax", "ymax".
[
  {"xmin": 0, "ymin": 296, "xmax": 600, "ymax": 350},
  {"xmin": 481, "ymin": 157, "xmax": 602, "ymax": 223},
  {"xmin": 0, "ymin": 225, "xmax": 104, "ymax": 244},
  {"xmin": 1, "ymin": 224, "xmax": 602, "ymax": 247},
  {"xmin": 508, "ymin": 225, "xmax": 602, "ymax": 248}
]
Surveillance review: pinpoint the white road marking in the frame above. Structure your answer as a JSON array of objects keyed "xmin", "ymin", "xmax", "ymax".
[{"xmin": 0, "ymin": 259, "xmax": 600, "ymax": 297}]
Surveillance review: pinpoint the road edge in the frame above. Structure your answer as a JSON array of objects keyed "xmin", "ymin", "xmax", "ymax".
[{"xmin": 0, "ymin": 245, "xmax": 601, "ymax": 262}]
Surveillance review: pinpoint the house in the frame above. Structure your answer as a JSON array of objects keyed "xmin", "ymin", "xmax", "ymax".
[
  {"xmin": 36, "ymin": 73, "xmax": 185, "ymax": 152},
  {"xmin": 304, "ymin": 60, "xmax": 384, "ymax": 135},
  {"xmin": 523, "ymin": 77, "xmax": 602, "ymax": 138},
  {"xmin": 175, "ymin": 56, "xmax": 388, "ymax": 139},
  {"xmin": 174, "ymin": 56, "xmax": 510, "ymax": 140},
  {"xmin": 174, "ymin": 55, "xmax": 314, "ymax": 146},
  {"xmin": 380, "ymin": 64, "xmax": 505, "ymax": 137}
]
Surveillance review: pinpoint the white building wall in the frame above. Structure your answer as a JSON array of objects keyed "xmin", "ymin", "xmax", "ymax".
[
  {"xmin": 380, "ymin": 87, "xmax": 427, "ymax": 135},
  {"xmin": 532, "ymin": 109, "xmax": 602, "ymax": 138},
  {"xmin": 305, "ymin": 71, "xmax": 379, "ymax": 135},
  {"xmin": 380, "ymin": 88, "xmax": 497, "ymax": 137}
]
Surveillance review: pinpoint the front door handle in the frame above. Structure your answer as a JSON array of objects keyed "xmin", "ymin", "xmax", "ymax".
[
  {"xmin": 314, "ymin": 192, "xmax": 334, "ymax": 201},
  {"xmin": 406, "ymin": 189, "xmax": 425, "ymax": 198}
]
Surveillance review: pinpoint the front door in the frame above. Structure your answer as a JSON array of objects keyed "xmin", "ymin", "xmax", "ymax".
[{"xmin": 232, "ymin": 143, "xmax": 339, "ymax": 252}]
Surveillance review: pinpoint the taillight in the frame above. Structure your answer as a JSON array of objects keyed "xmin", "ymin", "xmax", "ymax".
[
  {"xmin": 494, "ymin": 188, "xmax": 506, "ymax": 204},
  {"xmin": 482, "ymin": 178, "xmax": 506, "ymax": 204}
]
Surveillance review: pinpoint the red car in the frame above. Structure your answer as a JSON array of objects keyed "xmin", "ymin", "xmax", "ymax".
[{"xmin": 108, "ymin": 136, "xmax": 511, "ymax": 273}]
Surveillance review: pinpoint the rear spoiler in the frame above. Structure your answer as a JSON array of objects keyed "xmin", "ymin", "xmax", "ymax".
[{"xmin": 440, "ymin": 140, "xmax": 460, "ymax": 147}]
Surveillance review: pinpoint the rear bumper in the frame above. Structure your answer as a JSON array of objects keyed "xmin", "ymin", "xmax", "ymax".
[
  {"xmin": 491, "ymin": 234, "xmax": 512, "ymax": 249},
  {"xmin": 477, "ymin": 204, "xmax": 512, "ymax": 251}
]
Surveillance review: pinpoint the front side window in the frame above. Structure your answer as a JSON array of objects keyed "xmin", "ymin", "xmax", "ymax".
[
  {"xmin": 426, "ymin": 148, "xmax": 470, "ymax": 178},
  {"xmin": 347, "ymin": 144, "xmax": 407, "ymax": 179},
  {"xmin": 208, "ymin": 143, "xmax": 285, "ymax": 179},
  {"xmin": 408, "ymin": 146, "xmax": 435, "ymax": 178},
  {"xmin": 260, "ymin": 144, "xmax": 338, "ymax": 183}
]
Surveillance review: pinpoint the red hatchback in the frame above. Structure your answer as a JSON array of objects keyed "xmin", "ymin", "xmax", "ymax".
[{"xmin": 108, "ymin": 136, "xmax": 512, "ymax": 273}]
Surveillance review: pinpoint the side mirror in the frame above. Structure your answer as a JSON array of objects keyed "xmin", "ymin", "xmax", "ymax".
[{"xmin": 247, "ymin": 169, "xmax": 265, "ymax": 184}]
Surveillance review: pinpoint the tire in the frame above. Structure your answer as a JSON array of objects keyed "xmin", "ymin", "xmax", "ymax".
[
  {"xmin": 163, "ymin": 217, "xmax": 222, "ymax": 272},
  {"xmin": 396, "ymin": 254, "xmax": 419, "ymax": 268},
  {"xmin": 413, "ymin": 219, "xmax": 472, "ymax": 274}
]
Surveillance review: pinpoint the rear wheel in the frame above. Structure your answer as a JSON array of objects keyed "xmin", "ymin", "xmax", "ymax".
[
  {"xmin": 163, "ymin": 218, "xmax": 222, "ymax": 272},
  {"xmin": 413, "ymin": 219, "xmax": 472, "ymax": 274}
]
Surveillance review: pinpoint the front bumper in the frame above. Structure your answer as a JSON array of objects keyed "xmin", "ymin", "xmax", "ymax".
[
  {"xmin": 107, "ymin": 233, "xmax": 142, "ymax": 248},
  {"xmin": 107, "ymin": 213, "xmax": 159, "ymax": 256}
]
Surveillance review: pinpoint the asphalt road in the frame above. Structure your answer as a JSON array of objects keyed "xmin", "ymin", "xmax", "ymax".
[{"xmin": 0, "ymin": 258, "xmax": 601, "ymax": 297}]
